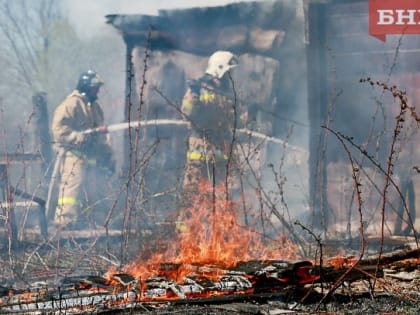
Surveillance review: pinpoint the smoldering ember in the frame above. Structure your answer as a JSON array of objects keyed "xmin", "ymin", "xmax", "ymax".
[{"xmin": 0, "ymin": 1, "xmax": 419, "ymax": 314}]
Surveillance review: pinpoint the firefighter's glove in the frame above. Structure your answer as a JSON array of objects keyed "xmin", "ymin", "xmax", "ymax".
[
  {"xmin": 188, "ymin": 79, "xmax": 201, "ymax": 95},
  {"xmin": 71, "ymin": 131, "xmax": 88, "ymax": 145}
]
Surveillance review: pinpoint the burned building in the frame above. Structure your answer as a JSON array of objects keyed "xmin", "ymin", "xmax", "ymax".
[
  {"xmin": 2, "ymin": 0, "xmax": 419, "ymax": 248},
  {"xmin": 0, "ymin": 2, "xmax": 419, "ymax": 313},
  {"xmin": 105, "ymin": 0, "xmax": 420, "ymax": 237},
  {"xmin": 105, "ymin": 0, "xmax": 309, "ymax": 234}
]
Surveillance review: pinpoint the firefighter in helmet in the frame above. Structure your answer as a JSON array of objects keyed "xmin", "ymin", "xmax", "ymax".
[
  {"xmin": 51, "ymin": 70, "xmax": 115, "ymax": 229},
  {"xmin": 179, "ymin": 51, "xmax": 246, "ymax": 215}
]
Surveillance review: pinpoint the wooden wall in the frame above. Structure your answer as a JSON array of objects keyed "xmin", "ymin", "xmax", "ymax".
[{"xmin": 307, "ymin": 0, "xmax": 420, "ymax": 234}]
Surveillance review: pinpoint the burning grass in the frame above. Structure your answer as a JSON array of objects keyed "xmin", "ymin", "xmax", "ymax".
[
  {"xmin": 117, "ymin": 181, "xmax": 299, "ymax": 282},
  {"xmin": 0, "ymin": 179, "xmax": 418, "ymax": 313}
]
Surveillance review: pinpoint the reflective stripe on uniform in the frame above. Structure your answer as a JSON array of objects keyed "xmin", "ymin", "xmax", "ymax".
[
  {"xmin": 187, "ymin": 151, "xmax": 206, "ymax": 161},
  {"xmin": 87, "ymin": 159, "xmax": 96, "ymax": 166},
  {"xmin": 187, "ymin": 151, "xmax": 228, "ymax": 161},
  {"xmin": 182, "ymin": 100, "xmax": 193, "ymax": 113},
  {"xmin": 57, "ymin": 196, "xmax": 78, "ymax": 206},
  {"xmin": 200, "ymin": 92, "xmax": 215, "ymax": 103}
]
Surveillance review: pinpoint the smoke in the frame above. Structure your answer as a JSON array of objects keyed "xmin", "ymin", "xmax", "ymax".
[
  {"xmin": 58, "ymin": 0, "xmax": 310, "ymax": 227},
  {"xmin": 62, "ymin": 0, "xmax": 263, "ymax": 39}
]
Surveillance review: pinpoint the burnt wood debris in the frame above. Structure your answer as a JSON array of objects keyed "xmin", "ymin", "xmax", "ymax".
[{"xmin": 0, "ymin": 246, "xmax": 418, "ymax": 314}]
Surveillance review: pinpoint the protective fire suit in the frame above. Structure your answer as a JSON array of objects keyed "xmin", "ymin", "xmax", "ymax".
[
  {"xmin": 181, "ymin": 75, "xmax": 243, "ymax": 207},
  {"xmin": 51, "ymin": 90, "xmax": 114, "ymax": 227}
]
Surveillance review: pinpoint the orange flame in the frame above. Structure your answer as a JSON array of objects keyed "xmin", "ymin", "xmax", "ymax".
[{"xmin": 123, "ymin": 181, "xmax": 298, "ymax": 281}]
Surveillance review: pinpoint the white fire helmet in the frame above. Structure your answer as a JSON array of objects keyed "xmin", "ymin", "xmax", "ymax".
[{"xmin": 205, "ymin": 50, "xmax": 239, "ymax": 79}]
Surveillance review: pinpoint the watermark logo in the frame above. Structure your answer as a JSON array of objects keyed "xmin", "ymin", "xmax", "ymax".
[{"xmin": 369, "ymin": 0, "xmax": 420, "ymax": 41}]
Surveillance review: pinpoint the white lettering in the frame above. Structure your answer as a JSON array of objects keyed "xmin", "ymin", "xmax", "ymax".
[
  {"xmin": 395, "ymin": 9, "xmax": 417, "ymax": 25},
  {"xmin": 377, "ymin": 10, "xmax": 394, "ymax": 25},
  {"xmin": 377, "ymin": 9, "xmax": 420, "ymax": 25}
]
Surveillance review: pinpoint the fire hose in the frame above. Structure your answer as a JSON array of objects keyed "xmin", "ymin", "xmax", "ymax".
[
  {"xmin": 81, "ymin": 119, "xmax": 189, "ymax": 134},
  {"xmin": 45, "ymin": 119, "xmax": 307, "ymax": 222},
  {"xmin": 45, "ymin": 120, "xmax": 190, "ymax": 220},
  {"xmin": 82, "ymin": 119, "xmax": 306, "ymax": 153}
]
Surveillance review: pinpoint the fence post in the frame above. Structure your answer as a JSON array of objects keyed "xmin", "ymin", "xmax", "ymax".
[
  {"xmin": 31, "ymin": 92, "xmax": 51, "ymax": 237},
  {"xmin": 31, "ymin": 92, "xmax": 52, "ymax": 174}
]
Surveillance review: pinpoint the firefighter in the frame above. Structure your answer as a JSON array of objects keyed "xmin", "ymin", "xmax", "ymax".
[
  {"xmin": 179, "ymin": 51, "xmax": 246, "ymax": 219},
  {"xmin": 51, "ymin": 70, "xmax": 115, "ymax": 229}
]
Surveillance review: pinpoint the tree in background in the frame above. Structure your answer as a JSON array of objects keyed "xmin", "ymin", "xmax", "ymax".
[
  {"xmin": 0, "ymin": 0, "xmax": 67, "ymax": 148},
  {"xmin": 0, "ymin": 0, "xmax": 125, "ymax": 212},
  {"xmin": 0, "ymin": 0, "xmax": 125, "ymax": 151}
]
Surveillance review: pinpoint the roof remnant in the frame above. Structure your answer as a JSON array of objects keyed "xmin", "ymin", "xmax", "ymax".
[{"xmin": 105, "ymin": 0, "xmax": 297, "ymax": 58}]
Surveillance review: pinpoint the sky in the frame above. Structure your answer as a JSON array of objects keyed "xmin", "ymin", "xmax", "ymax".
[{"xmin": 63, "ymin": 0, "xmax": 264, "ymax": 38}]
